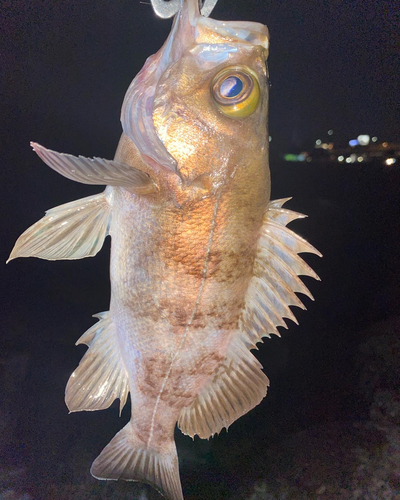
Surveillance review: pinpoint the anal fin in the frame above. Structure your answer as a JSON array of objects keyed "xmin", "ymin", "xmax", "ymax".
[
  {"xmin": 91, "ymin": 421, "xmax": 183, "ymax": 500},
  {"xmin": 66, "ymin": 312, "xmax": 129, "ymax": 414},
  {"xmin": 178, "ymin": 337, "xmax": 269, "ymax": 439}
]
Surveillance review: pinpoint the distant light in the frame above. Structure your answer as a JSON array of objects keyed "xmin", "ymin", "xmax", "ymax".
[
  {"xmin": 349, "ymin": 139, "xmax": 359, "ymax": 147},
  {"xmin": 284, "ymin": 154, "xmax": 298, "ymax": 162},
  {"xmin": 297, "ymin": 154, "xmax": 306, "ymax": 162},
  {"xmin": 357, "ymin": 135, "xmax": 370, "ymax": 146},
  {"xmin": 316, "ymin": 139, "xmax": 322, "ymax": 146},
  {"xmin": 382, "ymin": 142, "xmax": 388, "ymax": 147},
  {"xmin": 269, "ymin": 136, "xmax": 272, "ymax": 142},
  {"xmin": 338, "ymin": 155, "xmax": 344, "ymax": 162},
  {"xmin": 328, "ymin": 143, "xmax": 334, "ymax": 150},
  {"xmin": 346, "ymin": 155, "xmax": 357, "ymax": 164},
  {"xmin": 328, "ymin": 129, "xmax": 333, "ymax": 136},
  {"xmin": 372, "ymin": 136, "xmax": 378, "ymax": 143},
  {"xmin": 306, "ymin": 157, "xmax": 312, "ymax": 162},
  {"xmin": 357, "ymin": 156, "xmax": 364, "ymax": 162},
  {"xmin": 385, "ymin": 158, "xmax": 396, "ymax": 166},
  {"xmin": 321, "ymin": 143, "xmax": 329, "ymax": 150}
]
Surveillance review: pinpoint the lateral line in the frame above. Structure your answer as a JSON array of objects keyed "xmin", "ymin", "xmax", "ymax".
[{"xmin": 147, "ymin": 193, "xmax": 221, "ymax": 448}]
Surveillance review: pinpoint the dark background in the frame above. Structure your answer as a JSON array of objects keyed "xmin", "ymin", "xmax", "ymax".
[{"xmin": 1, "ymin": 0, "xmax": 400, "ymax": 499}]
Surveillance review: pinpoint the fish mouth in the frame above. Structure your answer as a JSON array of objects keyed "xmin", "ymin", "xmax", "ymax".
[{"xmin": 121, "ymin": 0, "xmax": 269, "ymax": 176}]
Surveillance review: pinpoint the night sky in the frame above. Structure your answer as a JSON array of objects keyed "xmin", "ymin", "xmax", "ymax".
[{"xmin": 1, "ymin": 1, "xmax": 400, "ymax": 498}]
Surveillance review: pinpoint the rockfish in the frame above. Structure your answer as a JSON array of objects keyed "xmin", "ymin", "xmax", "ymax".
[{"xmin": 8, "ymin": 0, "xmax": 321, "ymax": 498}]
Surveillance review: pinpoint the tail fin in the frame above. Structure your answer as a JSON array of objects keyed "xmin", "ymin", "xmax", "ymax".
[{"xmin": 91, "ymin": 422, "xmax": 183, "ymax": 500}]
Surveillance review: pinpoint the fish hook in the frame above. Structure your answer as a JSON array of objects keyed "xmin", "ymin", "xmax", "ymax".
[
  {"xmin": 150, "ymin": 0, "xmax": 218, "ymax": 18},
  {"xmin": 150, "ymin": 0, "xmax": 180, "ymax": 18},
  {"xmin": 199, "ymin": 0, "xmax": 218, "ymax": 17}
]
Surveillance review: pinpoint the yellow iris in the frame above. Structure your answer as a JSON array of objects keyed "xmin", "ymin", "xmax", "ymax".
[{"xmin": 211, "ymin": 65, "xmax": 261, "ymax": 119}]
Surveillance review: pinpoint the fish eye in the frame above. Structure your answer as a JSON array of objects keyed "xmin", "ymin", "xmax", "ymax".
[{"xmin": 211, "ymin": 65, "xmax": 261, "ymax": 119}]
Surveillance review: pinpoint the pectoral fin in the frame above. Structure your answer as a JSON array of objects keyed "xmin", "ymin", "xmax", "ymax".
[
  {"xmin": 31, "ymin": 142, "xmax": 157, "ymax": 193},
  {"xmin": 8, "ymin": 191, "xmax": 111, "ymax": 262}
]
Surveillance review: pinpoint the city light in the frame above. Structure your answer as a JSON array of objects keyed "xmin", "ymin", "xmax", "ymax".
[
  {"xmin": 316, "ymin": 141, "xmax": 334, "ymax": 150},
  {"xmin": 357, "ymin": 135, "xmax": 370, "ymax": 146},
  {"xmin": 286, "ymin": 133, "xmax": 399, "ymax": 166},
  {"xmin": 284, "ymin": 154, "xmax": 299, "ymax": 162}
]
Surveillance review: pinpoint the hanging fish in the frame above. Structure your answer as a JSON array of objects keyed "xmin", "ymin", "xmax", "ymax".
[{"xmin": 8, "ymin": 0, "xmax": 321, "ymax": 498}]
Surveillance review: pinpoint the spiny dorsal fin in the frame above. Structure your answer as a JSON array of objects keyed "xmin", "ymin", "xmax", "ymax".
[
  {"xmin": 91, "ymin": 421, "xmax": 183, "ymax": 500},
  {"xmin": 178, "ymin": 337, "xmax": 269, "ymax": 439},
  {"xmin": 66, "ymin": 312, "xmax": 129, "ymax": 415},
  {"xmin": 31, "ymin": 142, "xmax": 157, "ymax": 193},
  {"xmin": 7, "ymin": 191, "xmax": 111, "ymax": 262},
  {"xmin": 240, "ymin": 198, "xmax": 321, "ymax": 346},
  {"xmin": 178, "ymin": 199, "xmax": 320, "ymax": 439}
]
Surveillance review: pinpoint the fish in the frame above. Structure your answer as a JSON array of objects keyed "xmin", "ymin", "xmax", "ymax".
[{"xmin": 8, "ymin": 0, "xmax": 321, "ymax": 499}]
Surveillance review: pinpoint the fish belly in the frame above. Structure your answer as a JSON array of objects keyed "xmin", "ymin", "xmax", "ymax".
[{"xmin": 109, "ymin": 183, "xmax": 264, "ymax": 416}]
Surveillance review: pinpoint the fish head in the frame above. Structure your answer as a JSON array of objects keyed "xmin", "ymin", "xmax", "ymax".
[{"xmin": 122, "ymin": 0, "xmax": 270, "ymax": 196}]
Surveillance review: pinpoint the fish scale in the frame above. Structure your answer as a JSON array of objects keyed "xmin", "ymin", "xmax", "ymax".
[{"xmin": 8, "ymin": 1, "xmax": 321, "ymax": 499}]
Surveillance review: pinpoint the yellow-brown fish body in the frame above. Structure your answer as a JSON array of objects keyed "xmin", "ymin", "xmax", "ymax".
[{"xmin": 8, "ymin": 1, "xmax": 320, "ymax": 499}]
